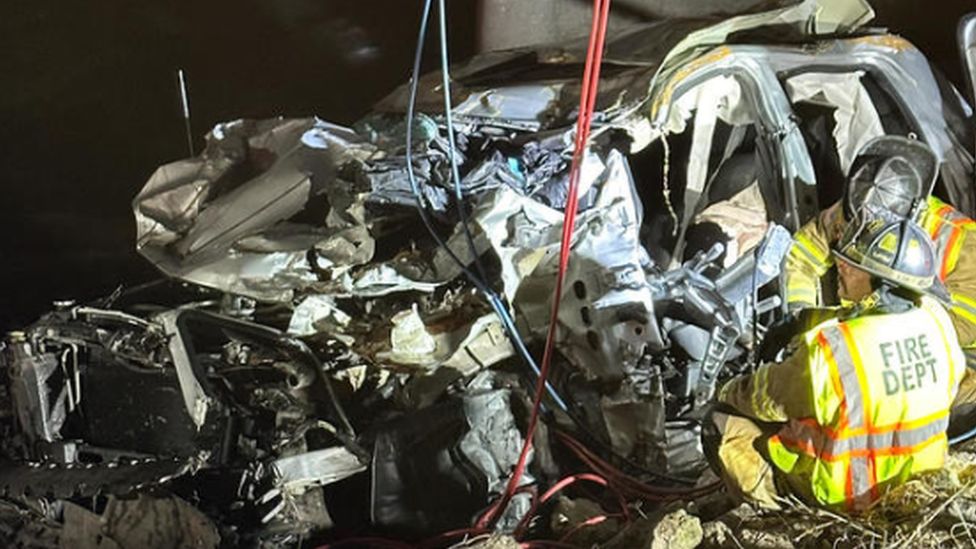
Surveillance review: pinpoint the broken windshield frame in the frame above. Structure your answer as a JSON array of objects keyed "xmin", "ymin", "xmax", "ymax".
[
  {"xmin": 651, "ymin": 48, "xmax": 817, "ymax": 238},
  {"xmin": 765, "ymin": 38, "xmax": 976, "ymax": 216}
]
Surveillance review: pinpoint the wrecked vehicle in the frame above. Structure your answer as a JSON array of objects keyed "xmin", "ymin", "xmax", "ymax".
[
  {"xmin": 3, "ymin": 0, "xmax": 976, "ymax": 546},
  {"xmin": 1, "ymin": 300, "xmax": 367, "ymax": 546}
]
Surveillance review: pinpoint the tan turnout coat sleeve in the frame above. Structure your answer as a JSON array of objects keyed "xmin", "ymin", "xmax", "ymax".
[
  {"xmin": 717, "ymin": 347, "xmax": 813, "ymax": 423},
  {"xmin": 785, "ymin": 203, "xmax": 841, "ymax": 311}
]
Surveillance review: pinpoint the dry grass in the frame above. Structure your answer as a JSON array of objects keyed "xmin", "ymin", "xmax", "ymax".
[{"xmin": 700, "ymin": 451, "xmax": 976, "ymax": 549}]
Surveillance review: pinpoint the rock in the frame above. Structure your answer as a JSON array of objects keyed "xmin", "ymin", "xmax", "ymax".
[
  {"xmin": 701, "ymin": 520, "xmax": 734, "ymax": 548},
  {"xmin": 59, "ymin": 494, "xmax": 219, "ymax": 549},
  {"xmin": 463, "ymin": 534, "xmax": 521, "ymax": 549},
  {"xmin": 650, "ymin": 509, "xmax": 703, "ymax": 549}
]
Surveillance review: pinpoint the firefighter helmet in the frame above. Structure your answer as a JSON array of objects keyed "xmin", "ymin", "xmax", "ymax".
[
  {"xmin": 843, "ymin": 135, "xmax": 938, "ymax": 221},
  {"xmin": 833, "ymin": 210, "xmax": 948, "ymax": 301}
]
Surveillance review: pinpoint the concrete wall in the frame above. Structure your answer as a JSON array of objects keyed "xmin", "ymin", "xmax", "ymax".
[
  {"xmin": 477, "ymin": 0, "xmax": 771, "ymax": 51},
  {"xmin": 476, "ymin": 0, "xmax": 609, "ymax": 51},
  {"xmin": 476, "ymin": 0, "xmax": 975, "ymax": 88}
]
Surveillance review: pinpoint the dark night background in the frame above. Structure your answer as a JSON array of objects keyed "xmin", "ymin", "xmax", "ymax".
[{"xmin": 0, "ymin": 0, "xmax": 972, "ymax": 332}]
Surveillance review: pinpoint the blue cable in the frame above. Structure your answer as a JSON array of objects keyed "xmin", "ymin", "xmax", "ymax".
[
  {"xmin": 950, "ymin": 425, "xmax": 976, "ymax": 446},
  {"xmin": 404, "ymin": 0, "xmax": 703, "ymax": 487},
  {"xmin": 436, "ymin": 0, "xmax": 489, "ymax": 286},
  {"xmin": 405, "ymin": 0, "xmax": 567, "ymax": 411}
]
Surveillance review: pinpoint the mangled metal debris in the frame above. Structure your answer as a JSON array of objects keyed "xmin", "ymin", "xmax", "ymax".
[
  {"xmin": 372, "ymin": 372, "xmax": 532, "ymax": 535},
  {"xmin": 0, "ymin": 304, "xmax": 367, "ymax": 546},
  {"xmin": 3, "ymin": 0, "xmax": 976, "ymax": 546}
]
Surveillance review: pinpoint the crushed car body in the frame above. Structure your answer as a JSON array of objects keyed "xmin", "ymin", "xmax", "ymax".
[{"xmin": 3, "ymin": 0, "xmax": 976, "ymax": 546}]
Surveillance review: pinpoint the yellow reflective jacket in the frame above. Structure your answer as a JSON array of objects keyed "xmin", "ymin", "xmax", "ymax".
[
  {"xmin": 719, "ymin": 295, "xmax": 967, "ymax": 511},
  {"xmin": 785, "ymin": 196, "xmax": 976, "ymax": 349}
]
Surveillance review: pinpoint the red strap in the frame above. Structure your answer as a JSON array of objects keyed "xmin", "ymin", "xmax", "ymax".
[{"xmin": 476, "ymin": 0, "xmax": 613, "ymax": 530}]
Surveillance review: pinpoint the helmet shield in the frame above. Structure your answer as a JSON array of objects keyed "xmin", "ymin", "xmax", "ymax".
[{"xmin": 843, "ymin": 135, "xmax": 938, "ymax": 220}]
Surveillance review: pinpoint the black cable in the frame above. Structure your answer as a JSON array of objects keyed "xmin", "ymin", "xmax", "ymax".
[
  {"xmin": 950, "ymin": 424, "xmax": 976, "ymax": 446},
  {"xmin": 405, "ymin": 0, "xmax": 567, "ymax": 411},
  {"xmin": 436, "ymin": 0, "xmax": 489, "ymax": 286}
]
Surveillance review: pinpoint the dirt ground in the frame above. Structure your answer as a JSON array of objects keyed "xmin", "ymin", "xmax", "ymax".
[{"xmin": 463, "ymin": 444, "xmax": 976, "ymax": 549}]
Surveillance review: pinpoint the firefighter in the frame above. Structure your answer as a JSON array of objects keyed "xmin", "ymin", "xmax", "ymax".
[
  {"xmin": 710, "ymin": 206, "xmax": 976, "ymax": 511},
  {"xmin": 786, "ymin": 135, "xmax": 976, "ymax": 362}
]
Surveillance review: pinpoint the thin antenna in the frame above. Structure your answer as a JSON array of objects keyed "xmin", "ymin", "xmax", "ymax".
[{"xmin": 177, "ymin": 69, "xmax": 194, "ymax": 156}]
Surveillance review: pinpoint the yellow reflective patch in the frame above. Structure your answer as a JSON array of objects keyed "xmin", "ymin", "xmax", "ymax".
[
  {"xmin": 877, "ymin": 232, "xmax": 898, "ymax": 254},
  {"xmin": 951, "ymin": 301, "xmax": 976, "ymax": 326},
  {"xmin": 944, "ymin": 229, "xmax": 967, "ymax": 275},
  {"xmin": 792, "ymin": 235, "xmax": 831, "ymax": 281},
  {"xmin": 921, "ymin": 212, "xmax": 940, "ymax": 234},
  {"xmin": 788, "ymin": 288, "xmax": 817, "ymax": 303},
  {"xmin": 786, "ymin": 284, "xmax": 820, "ymax": 307},
  {"xmin": 955, "ymin": 293, "xmax": 976, "ymax": 310},
  {"xmin": 795, "ymin": 233, "xmax": 829, "ymax": 264}
]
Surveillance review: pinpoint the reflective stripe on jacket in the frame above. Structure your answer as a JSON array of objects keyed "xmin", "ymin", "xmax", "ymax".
[
  {"xmin": 785, "ymin": 197, "xmax": 976, "ymax": 348},
  {"xmin": 784, "ymin": 203, "xmax": 838, "ymax": 310},
  {"xmin": 921, "ymin": 197, "xmax": 975, "ymax": 281},
  {"xmin": 763, "ymin": 297, "xmax": 966, "ymax": 511}
]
